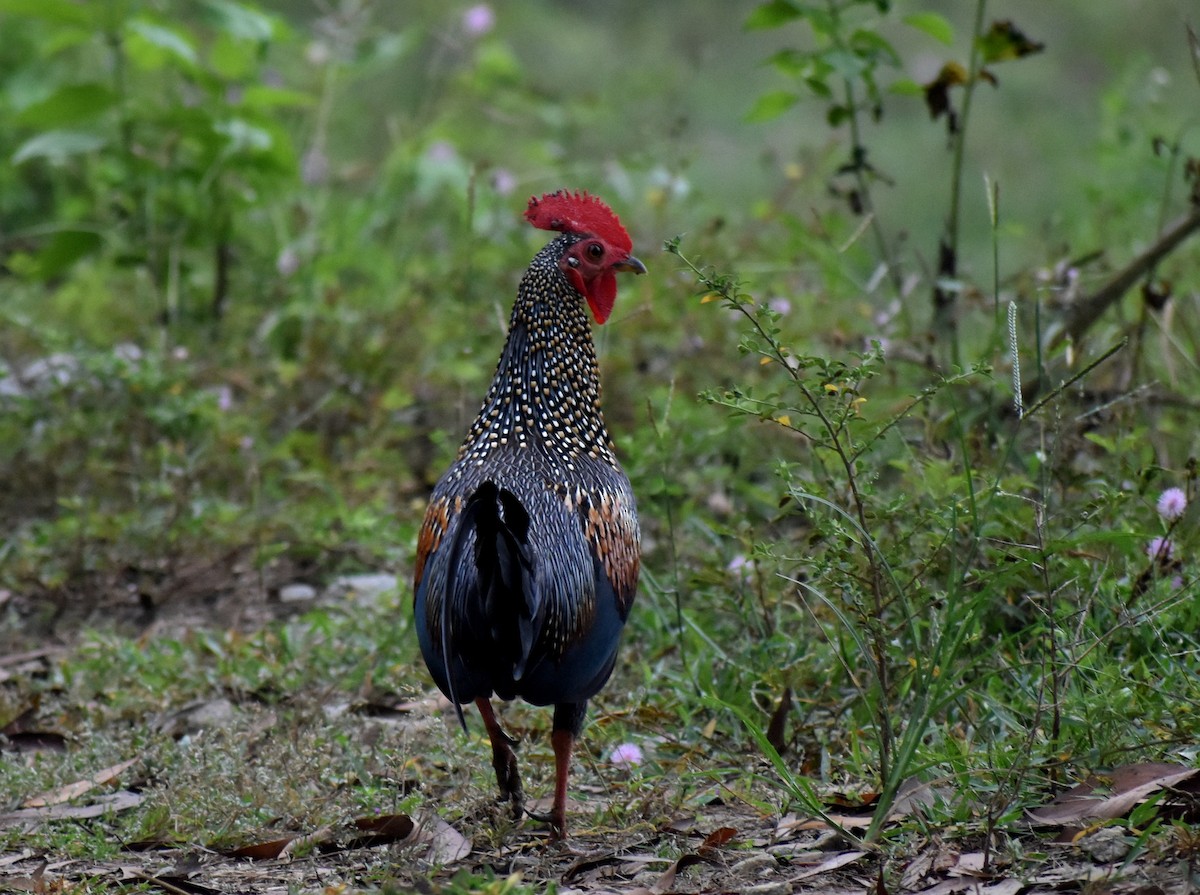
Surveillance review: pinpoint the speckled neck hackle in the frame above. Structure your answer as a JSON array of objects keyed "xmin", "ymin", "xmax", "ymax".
[{"xmin": 454, "ymin": 233, "xmax": 619, "ymax": 477}]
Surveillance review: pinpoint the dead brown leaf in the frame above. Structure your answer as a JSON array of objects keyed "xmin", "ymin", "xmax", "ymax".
[
  {"xmin": 415, "ymin": 812, "xmax": 471, "ymax": 865},
  {"xmin": 791, "ymin": 850, "xmax": 867, "ymax": 881},
  {"xmin": 1027, "ymin": 762, "xmax": 1198, "ymax": 826},
  {"xmin": 23, "ymin": 758, "xmax": 137, "ymax": 808},
  {"xmin": 0, "ymin": 791, "xmax": 142, "ymax": 827},
  {"xmin": 350, "ymin": 812, "xmax": 416, "ymax": 844},
  {"xmin": 225, "ymin": 837, "xmax": 298, "ymax": 861},
  {"xmin": 766, "ymin": 687, "xmax": 792, "ymax": 755},
  {"xmin": 697, "ymin": 824, "xmax": 737, "ymax": 857}
]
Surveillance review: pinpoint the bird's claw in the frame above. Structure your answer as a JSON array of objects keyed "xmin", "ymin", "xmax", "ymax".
[{"xmin": 491, "ymin": 742, "xmax": 524, "ymax": 820}]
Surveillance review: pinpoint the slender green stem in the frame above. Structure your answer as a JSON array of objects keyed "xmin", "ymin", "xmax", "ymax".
[
  {"xmin": 827, "ymin": 0, "xmax": 903, "ymax": 295},
  {"xmin": 934, "ymin": 0, "xmax": 989, "ymax": 366},
  {"xmin": 945, "ymin": 0, "xmax": 988, "ymax": 267}
]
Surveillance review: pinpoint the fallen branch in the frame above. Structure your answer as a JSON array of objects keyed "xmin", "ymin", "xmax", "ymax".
[{"xmin": 1052, "ymin": 202, "xmax": 1200, "ymax": 348}]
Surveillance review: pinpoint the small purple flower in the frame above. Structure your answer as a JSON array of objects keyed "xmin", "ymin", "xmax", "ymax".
[
  {"xmin": 301, "ymin": 146, "xmax": 329, "ymax": 186},
  {"xmin": 492, "ymin": 168, "xmax": 517, "ymax": 196},
  {"xmin": 461, "ymin": 4, "xmax": 495, "ymax": 37},
  {"xmin": 425, "ymin": 140, "xmax": 458, "ymax": 164},
  {"xmin": 277, "ymin": 246, "xmax": 300, "ymax": 278},
  {"xmin": 767, "ymin": 297, "xmax": 792, "ymax": 316},
  {"xmin": 609, "ymin": 742, "xmax": 643, "ymax": 767},
  {"xmin": 1147, "ymin": 536, "xmax": 1174, "ymax": 561},
  {"xmin": 727, "ymin": 554, "xmax": 753, "ymax": 580},
  {"xmin": 1156, "ymin": 487, "xmax": 1187, "ymax": 521},
  {"xmin": 217, "ymin": 386, "xmax": 233, "ymax": 412}
]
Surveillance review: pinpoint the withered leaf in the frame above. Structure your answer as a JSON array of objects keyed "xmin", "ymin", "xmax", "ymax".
[
  {"xmin": 0, "ymin": 791, "xmax": 142, "ymax": 827},
  {"xmin": 923, "ymin": 62, "xmax": 968, "ymax": 123},
  {"xmin": 698, "ymin": 825, "xmax": 737, "ymax": 856},
  {"xmin": 766, "ymin": 687, "xmax": 792, "ymax": 754},
  {"xmin": 225, "ymin": 837, "xmax": 297, "ymax": 861},
  {"xmin": 1027, "ymin": 762, "xmax": 1199, "ymax": 826},
  {"xmin": 23, "ymin": 758, "xmax": 137, "ymax": 808},
  {"xmin": 976, "ymin": 20, "xmax": 1045, "ymax": 63}
]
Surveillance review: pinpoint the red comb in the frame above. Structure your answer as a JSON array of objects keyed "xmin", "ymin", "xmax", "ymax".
[{"xmin": 524, "ymin": 190, "xmax": 632, "ymax": 253}]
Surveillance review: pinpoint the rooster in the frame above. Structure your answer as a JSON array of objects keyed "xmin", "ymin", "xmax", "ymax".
[{"xmin": 414, "ymin": 190, "xmax": 644, "ymax": 839}]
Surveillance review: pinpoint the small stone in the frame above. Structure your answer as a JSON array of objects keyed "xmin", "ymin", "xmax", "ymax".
[
  {"xmin": 732, "ymin": 853, "xmax": 778, "ymax": 876},
  {"xmin": 279, "ymin": 583, "xmax": 317, "ymax": 603},
  {"xmin": 1079, "ymin": 827, "xmax": 1129, "ymax": 863},
  {"xmin": 188, "ymin": 698, "xmax": 236, "ymax": 729},
  {"xmin": 327, "ymin": 573, "xmax": 398, "ymax": 603},
  {"xmin": 743, "ymin": 882, "xmax": 789, "ymax": 895}
]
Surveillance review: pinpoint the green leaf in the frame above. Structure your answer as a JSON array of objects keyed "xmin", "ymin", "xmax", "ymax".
[
  {"xmin": 903, "ymin": 12, "xmax": 955, "ymax": 46},
  {"xmin": 976, "ymin": 20, "xmax": 1044, "ymax": 63},
  {"xmin": 0, "ymin": 0, "xmax": 97, "ymax": 26},
  {"xmin": 745, "ymin": 0, "xmax": 804, "ymax": 31},
  {"xmin": 745, "ymin": 90, "xmax": 799, "ymax": 122},
  {"xmin": 240, "ymin": 85, "xmax": 315, "ymax": 110},
  {"xmin": 34, "ymin": 229, "xmax": 103, "ymax": 279},
  {"xmin": 13, "ymin": 129, "xmax": 107, "ymax": 164},
  {"xmin": 209, "ymin": 30, "xmax": 259, "ymax": 80},
  {"xmin": 15, "ymin": 83, "xmax": 117, "ymax": 128},
  {"xmin": 125, "ymin": 19, "xmax": 198, "ymax": 70},
  {"xmin": 200, "ymin": 0, "xmax": 278, "ymax": 42},
  {"xmin": 214, "ymin": 118, "xmax": 273, "ymax": 154},
  {"xmin": 888, "ymin": 78, "xmax": 924, "ymax": 96}
]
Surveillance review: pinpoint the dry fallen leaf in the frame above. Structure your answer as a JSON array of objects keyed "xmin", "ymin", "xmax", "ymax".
[
  {"xmin": 415, "ymin": 812, "xmax": 471, "ymax": 865},
  {"xmin": 23, "ymin": 758, "xmax": 137, "ymax": 808},
  {"xmin": 791, "ymin": 850, "xmax": 867, "ymax": 881},
  {"xmin": 225, "ymin": 837, "xmax": 298, "ymax": 861},
  {"xmin": 0, "ymin": 791, "xmax": 143, "ymax": 827},
  {"xmin": 1027, "ymin": 762, "xmax": 1198, "ymax": 826}
]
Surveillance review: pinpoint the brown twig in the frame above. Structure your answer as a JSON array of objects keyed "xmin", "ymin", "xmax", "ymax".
[{"xmin": 1053, "ymin": 203, "xmax": 1200, "ymax": 348}]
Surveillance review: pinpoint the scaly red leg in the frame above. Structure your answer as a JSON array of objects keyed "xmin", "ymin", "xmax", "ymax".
[
  {"xmin": 476, "ymin": 697, "xmax": 523, "ymax": 819},
  {"xmin": 549, "ymin": 728, "xmax": 574, "ymax": 841}
]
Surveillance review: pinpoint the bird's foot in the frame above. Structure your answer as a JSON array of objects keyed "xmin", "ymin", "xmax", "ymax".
[
  {"xmin": 490, "ymin": 740, "xmax": 524, "ymax": 820},
  {"xmin": 523, "ymin": 807, "xmax": 569, "ymax": 842}
]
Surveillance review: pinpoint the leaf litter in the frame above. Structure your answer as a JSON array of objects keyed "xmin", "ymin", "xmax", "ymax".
[{"xmin": 2, "ymin": 590, "xmax": 1197, "ymax": 893}]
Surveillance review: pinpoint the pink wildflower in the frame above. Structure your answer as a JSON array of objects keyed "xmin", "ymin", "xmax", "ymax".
[
  {"xmin": 1156, "ymin": 487, "xmax": 1187, "ymax": 521},
  {"xmin": 1147, "ymin": 536, "xmax": 1174, "ymax": 561},
  {"xmin": 609, "ymin": 742, "xmax": 643, "ymax": 767},
  {"xmin": 462, "ymin": 4, "xmax": 495, "ymax": 37}
]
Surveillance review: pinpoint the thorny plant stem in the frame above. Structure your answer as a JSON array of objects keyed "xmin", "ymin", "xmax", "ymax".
[{"xmin": 672, "ymin": 244, "xmax": 894, "ymax": 782}]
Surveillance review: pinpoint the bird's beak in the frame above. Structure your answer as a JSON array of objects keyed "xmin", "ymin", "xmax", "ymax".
[{"xmin": 613, "ymin": 255, "xmax": 647, "ymax": 275}]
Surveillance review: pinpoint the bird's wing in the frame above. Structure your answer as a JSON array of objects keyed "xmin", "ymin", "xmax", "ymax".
[
  {"xmin": 567, "ymin": 485, "xmax": 640, "ymax": 620},
  {"xmin": 414, "ymin": 493, "xmax": 459, "ymax": 597}
]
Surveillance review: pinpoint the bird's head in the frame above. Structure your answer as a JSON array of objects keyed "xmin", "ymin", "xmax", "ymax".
[{"xmin": 525, "ymin": 190, "xmax": 646, "ymax": 324}]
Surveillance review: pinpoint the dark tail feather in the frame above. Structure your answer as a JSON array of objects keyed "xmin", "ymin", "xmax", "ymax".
[
  {"xmin": 443, "ymin": 482, "xmax": 541, "ymax": 729},
  {"xmin": 442, "ymin": 492, "xmax": 480, "ymax": 734},
  {"xmin": 465, "ymin": 482, "xmax": 540, "ymax": 679},
  {"xmin": 492, "ymin": 488, "xmax": 540, "ymax": 679}
]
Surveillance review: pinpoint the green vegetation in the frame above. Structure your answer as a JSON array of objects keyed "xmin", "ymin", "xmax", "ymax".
[{"xmin": 2, "ymin": 1, "xmax": 1199, "ymax": 892}]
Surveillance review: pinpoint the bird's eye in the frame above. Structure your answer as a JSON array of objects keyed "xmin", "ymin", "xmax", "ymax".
[{"xmin": 587, "ymin": 242, "xmax": 604, "ymax": 260}]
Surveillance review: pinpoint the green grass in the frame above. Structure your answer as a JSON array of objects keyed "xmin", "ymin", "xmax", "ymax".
[{"xmin": 3, "ymin": 1, "xmax": 1200, "ymax": 892}]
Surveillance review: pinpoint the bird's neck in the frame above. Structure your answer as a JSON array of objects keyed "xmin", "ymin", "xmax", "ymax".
[{"xmin": 460, "ymin": 251, "xmax": 618, "ymax": 469}]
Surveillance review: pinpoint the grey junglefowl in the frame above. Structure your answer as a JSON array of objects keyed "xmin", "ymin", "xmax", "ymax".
[{"xmin": 414, "ymin": 190, "xmax": 644, "ymax": 840}]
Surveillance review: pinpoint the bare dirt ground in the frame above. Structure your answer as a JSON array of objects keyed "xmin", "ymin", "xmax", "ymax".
[{"xmin": 2, "ymin": 578, "xmax": 1198, "ymax": 894}]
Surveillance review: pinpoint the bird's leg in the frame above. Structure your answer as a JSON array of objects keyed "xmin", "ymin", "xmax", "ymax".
[
  {"xmin": 549, "ymin": 728, "xmax": 574, "ymax": 841},
  {"xmin": 547, "ymin": 701, "xmax": 588, "ymax": 841},
  {"xmin": 475, "ymin": 697, "xmax": 523, "ymax": 819}
]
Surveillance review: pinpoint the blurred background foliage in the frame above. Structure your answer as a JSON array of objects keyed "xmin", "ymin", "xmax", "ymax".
[{"xmin": 2, "ymin": 0, "xmax": 1200, "ymax": 790}]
